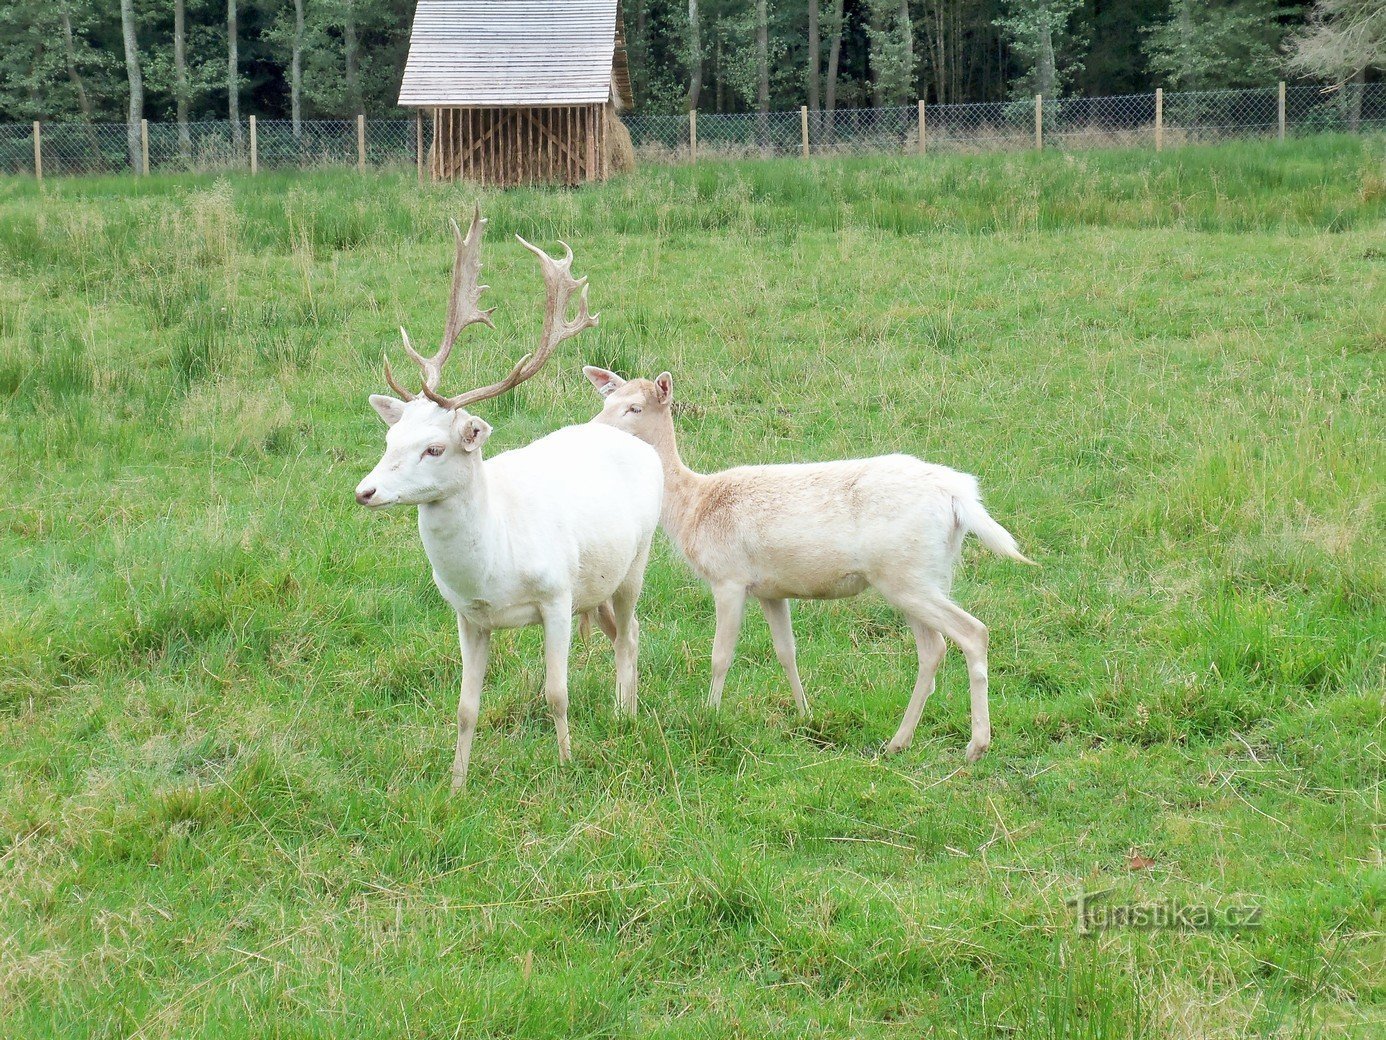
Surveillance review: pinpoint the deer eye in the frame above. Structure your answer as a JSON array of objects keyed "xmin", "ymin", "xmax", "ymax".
[
  {"xmin": 424, "ymin": 444, "xmax": 445, "ymax": 457},
  {"xmin": 625, "ymin": 405, "xmax": 642, "ymax": 415}
]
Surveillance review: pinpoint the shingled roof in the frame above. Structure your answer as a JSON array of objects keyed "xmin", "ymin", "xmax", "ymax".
[{"xmin": 399, "ymin": 0, "xmax": 631, "ymax": 108}]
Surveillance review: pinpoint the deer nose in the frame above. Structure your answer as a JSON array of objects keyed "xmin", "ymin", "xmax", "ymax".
[{"xmin": 356, "ymin": 486, "xmax": 376, "ymax": 505}]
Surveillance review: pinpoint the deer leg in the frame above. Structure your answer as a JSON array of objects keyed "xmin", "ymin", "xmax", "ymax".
[
  {"xmin": 451, "ymin": 618, "xmax": 492, "ymax": 794},
  {"xmin": 878, "ymin": 587, "xmax": 991, "ymax": 762},
  {"xmin": 540, "ymin": 597, "xmax": 574, "ymax": 765},
  {"xmin": 610, "ymin": 546, "xmax": 650, "ymax": 716},
  {"xmin": 578, "ymin": 603, "xmax": 619, "ymax": 643},
  {"xmin": 759, "ymin": 597, "xmax": 809, "ymax": 715},
  {"xmin": 707, "ymin": 584, "xmax": 748, "ymax": 711},
  {"xmin": 883, "ymin": 622, "xmax": 946, "ymax": 754}
]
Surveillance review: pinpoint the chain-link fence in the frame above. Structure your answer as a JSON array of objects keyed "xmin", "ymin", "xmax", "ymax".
[{"xmin": 2, "ymin": 84, "xmax": 1381, "ymax": 180}]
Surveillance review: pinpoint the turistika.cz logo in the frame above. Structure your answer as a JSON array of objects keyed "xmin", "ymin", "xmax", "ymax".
[{"xmin": 1066, "ymin": 887, "xmax": 1263, "ymax": 937}]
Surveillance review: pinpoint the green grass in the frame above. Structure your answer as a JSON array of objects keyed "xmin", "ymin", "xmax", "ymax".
[{"xmin": 1, "ymin": 135, "xmax": 1383, "ymax": 1038}]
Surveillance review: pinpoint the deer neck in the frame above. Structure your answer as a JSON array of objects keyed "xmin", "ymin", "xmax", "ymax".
[
  {"xmin": 416, "ymin": 462, "xmax": 506, "ymax": 598},
  {"xmin": 647, "ymin": 412, "xmax": 703, "ymax": 538}
]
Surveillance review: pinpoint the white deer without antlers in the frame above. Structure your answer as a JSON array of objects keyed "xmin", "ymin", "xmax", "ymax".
[
  {"xmin": 584, "ymin": 367, "xmax": 1032, "ymax": 762},
  {"xmin": 356, "ymin": 211, "xmax": 663, "ymax": 792}
]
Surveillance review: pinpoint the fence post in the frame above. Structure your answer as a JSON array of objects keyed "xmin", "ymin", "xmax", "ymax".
[
  {"xmin": 357, "ymin": 113, "xmax": 366, "ymax": 171},
  {"xmin": 1278, "ymin": 81, "xmax": 1286, "ymax": 142},
  {"xmin": 689, "ymin": 109, "xmax": 698, "ymax": 163},
  {"xmin": 32, "ymin": 121, "xmax": 42, "ymax": 182},
  {"xmin": 249, "ymin": 115, "xmax": 258, "ymax": 174},
  {"xmin": 917, "ymin": 99, "xmax": 926, "ymax": 155},
  {"xmin": 1155, "ymin": 88, "xmax": 1163, "ymax": 152},
  {"xmin": 1035, "ymin": 95, "xmax": 1043, "ymax": 150},
  {"xmin": 140, "ymin": 118, "xmax": 150, "ymax": 175},
  {"xmin": 800, "ymin": 106, "xmax": 810, "ymax": 158},
  {"xmin": 416, "ymin": 110, "xmax": 424, "ymax": 184}
]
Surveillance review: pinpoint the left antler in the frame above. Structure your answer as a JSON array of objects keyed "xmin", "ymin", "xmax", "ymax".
[
  {"xmin": 423, "ymin": 235, "xmax": 598, "ymax": 411},
  {"xmin": 384, "ymin": 205, "xmax": 494, "ymax": 400}
]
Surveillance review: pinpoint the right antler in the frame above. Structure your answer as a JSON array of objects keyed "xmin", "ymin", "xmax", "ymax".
[
  {"xmin": 384, "ymin": 206, "xmax": 495, "ymax": 401},
  {"xmin": 422, "ymin": 235, "xmax": 599, "ymax": 411}
]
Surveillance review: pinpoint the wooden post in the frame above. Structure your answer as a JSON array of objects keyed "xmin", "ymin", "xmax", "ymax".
[
  {"xmin": 32, "ymin": 121, "xmax": 42, "ymax": 182},
  {"xmin": 140, "ymin": 118, "xmax": 150, "ymax": 174},
  {"xmin": 800, "ymin": 105, "xmax": 809, "ymax": 158},
  {"xmin": 1278, "ymin": 81, "xmax": 1286, "ymax": 142},
  {"xmin": 1034, "ymin": 95, "xmax": 1043, "ymax": 151},
  {"xmin": 1155, "ymin": 88, "xmax": 1163, "ymax": 152},
  {"xmin": 357, "ymin": 113, "xmax": 366, "ymax": 171},
  {"xmin": 689, "ymin": 109, "xmax": 698, "ymax": 163},
  {"xmin": 917, "ymin": 99, "xmax": 926, "ymax": 155},
  {"xmin": 249, "ymin": 115, "xmax": 258, "ymax": 174},
  {"xmin": 416, "ymin": 110, "xmax": 424, "ymax": 184}
]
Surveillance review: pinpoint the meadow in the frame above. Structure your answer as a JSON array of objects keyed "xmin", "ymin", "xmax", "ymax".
[{"xmin": 0, "ymin": 137, "xmax": 1382, "ymax": 1038}]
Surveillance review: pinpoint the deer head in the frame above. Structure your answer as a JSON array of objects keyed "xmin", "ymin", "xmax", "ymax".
[
  {"xmin": 355, "ymin": 209, "xmax": 598, "ymax": 508},
  {"xmin": 584, "ymin": 366, "xmax": 674, "ymax": 447}
]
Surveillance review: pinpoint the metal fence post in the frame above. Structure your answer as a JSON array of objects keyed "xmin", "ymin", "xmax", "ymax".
[
  {"xmin": 1278, "ymin": 81, "xmax": 1286, "ymax": 142},
  {"xmin": 1035, "ymin": 95, "xmax": 1043, "ymax": 150},
  {"xmin": 918, "ymin": 99, "xmax": 926, "ymax": 155},
  {"xmin": 1155, "ymin": 88, "xmax": 1163, "ymax": 152},
  {"xmin": 689, "ymin": 109, "xmax": 697, "ymax": 163},
  {"xmin": 32, "ymin": 121, "xmax": 42, "ymax": 182},
  {"xmin": 800, "ymin": 106, "xmax": 809, "ymax": 158},
  {"xmin": 357, "ymin": 113, "xmax": 366, "ymax": 171},
  {"xmin": 140, "ymin": 118, "xmax": 150, "ymax": 174},
  {"xmin": 249, "ymin": 115, "xmax": 258, "ymax": 174}
]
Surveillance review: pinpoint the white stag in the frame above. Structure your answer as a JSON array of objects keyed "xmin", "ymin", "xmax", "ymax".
[
  {"xmin": 355, "ymin": 212, "xmax": 663, "ymax": 792},
  {"xmin": 583, "ymin": 367, "xmax": 1031, "ymax": 762}
]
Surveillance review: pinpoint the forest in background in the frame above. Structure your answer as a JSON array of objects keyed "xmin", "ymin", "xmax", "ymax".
[{"xmin": 0, "ymin": 0, "xmax": 1379, "ymax": 124}]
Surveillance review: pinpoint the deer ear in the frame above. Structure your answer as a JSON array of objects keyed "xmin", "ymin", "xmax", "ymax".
[
  {"xmin": 582, "ymin": 365, "xmax": 626, "ymax": 398},
  {"xmin": 369, "ymin": 394, "xmax": 406, "ymax": 426},
  {"xmin": 654, "ymin": 372, "xmax": 673, "ymax": 404},
  {"xmin": 456, "ymin": 414, "xmax": 492, "ymax": 453}
]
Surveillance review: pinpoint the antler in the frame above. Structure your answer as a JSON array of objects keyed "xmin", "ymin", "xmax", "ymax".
[
  {"xmin": 383, "ymin": 206, "xmax": 494, "ymax": 401},
  {"xmin": 422, "ymin": 235, "xmax": 599, "ymax": 411}
]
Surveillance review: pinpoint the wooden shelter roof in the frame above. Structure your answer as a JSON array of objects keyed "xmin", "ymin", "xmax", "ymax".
[{"xmin": 399, "ymin": 0, "xmax": 632, "ymax": 108}]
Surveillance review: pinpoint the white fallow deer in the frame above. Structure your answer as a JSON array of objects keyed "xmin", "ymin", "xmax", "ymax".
[
  {"xmin": 355, "ymin": 211, "xmax": 663, "ymax": 792},
  {"xmin": 583, "ymin": 367, "xmax": 1032, "ymax": 762}
]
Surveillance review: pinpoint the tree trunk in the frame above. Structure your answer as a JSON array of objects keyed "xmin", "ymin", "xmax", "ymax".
[
  {"xmin": 825, "ymin": 0, "xmax": 844, "ymax": 113},
  {"xmin": 228, "ymin": 0, "xmax": 242, "ymax": 149},
  {"xmin": 1348, "ymin": 65, "xmax": 1364, "ymax": 132},
  {"xmin": 119, "ymin": 0, "xmax": 143, "ymax": 170},
  {"xmin": 756, "ymin": 0, "xmax": 769, "ymax": 146},
  {"xmin": 292, "ymin": 0, "xmax": 304, "ymax": 140},
  {"xmin": 174, "ymin": 0, "xmax": 190, "ymax": 157},
  {"xmin": 1036, "ymin": 20, "xmax": 1055, "ymax": 99},
  {"xmin": 686, "ymin": 0, "xmax": 702, "ymax": 110},
  {"xmin": 59, "ymin": 7, "xmax": 103, "ymax": 157},
  {"xmin": 345, "ymin": 0, "xmax": 362, "ymax": 115},
  {"xmin": 807, "ymin": 0, "xmax": 819, "ymax": 111},
  {"xmin": 900, "ymin": 0, "xmax": 913, "ymax": 101}
]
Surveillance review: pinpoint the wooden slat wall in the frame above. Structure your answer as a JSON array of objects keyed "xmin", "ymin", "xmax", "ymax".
[{"xmin": 432, "ymin": 105, "xmax": 607, "ymax": 187}]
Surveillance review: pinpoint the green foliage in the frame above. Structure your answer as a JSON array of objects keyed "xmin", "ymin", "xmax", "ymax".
[
  {"xmin": 1144, "ymin": 0, "xmax": 1297, "ymax": 90},
  {"xmin": 1, "ymin": 139, "xmax": 1383, "ymax": 1036},
  {"xmin": 995, "ymin": 0, "xmax": 1088, "ymax": 98}
]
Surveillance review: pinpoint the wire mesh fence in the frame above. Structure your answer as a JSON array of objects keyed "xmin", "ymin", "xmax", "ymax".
[{"xmin": 3, "ymin": 84, "xmax": 1381, "ymax": 180}]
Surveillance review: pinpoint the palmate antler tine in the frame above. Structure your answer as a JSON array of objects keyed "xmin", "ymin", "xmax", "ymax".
[
  {"xmin": 438, "ymin": 235, "xmax": 598, "ymax": 410},
  {"xmin": 435, "ymin": 208, "xmax": 496, "ymax": 378}
]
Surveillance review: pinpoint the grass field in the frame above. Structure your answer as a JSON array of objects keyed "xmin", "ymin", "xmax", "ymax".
[{"xmin": 1, "ymin": 136, "xmax": 1383, "ymax": 1038}]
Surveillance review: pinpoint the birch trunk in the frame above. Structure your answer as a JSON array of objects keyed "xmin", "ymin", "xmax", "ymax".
[
  {"xmin": 174, "ymin": 0, "xmax": 190, "ymax": 157},
  {"xmin": 686, "ymin": 0, "xmax": 702, "ymax": 110},
  {"xmin": 292, "ymin": 0, "xmax": 304, "ymax": 140},
  {"xmin": 228, "ymin": 0, "xmax": 243, "ymax": 150},
  {"xmin": 119, "ymin": 0, "xmax": 143, "ymax": 170}
]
